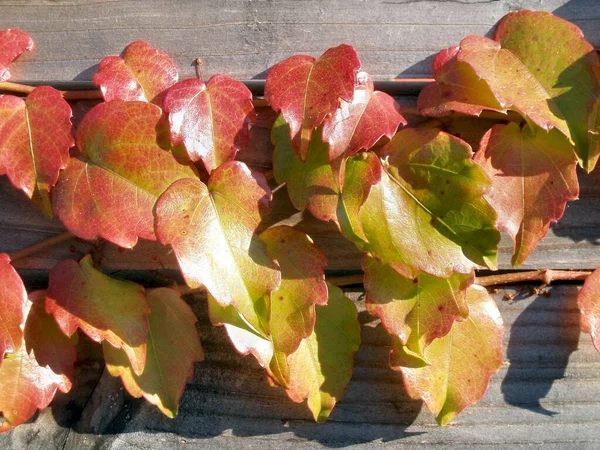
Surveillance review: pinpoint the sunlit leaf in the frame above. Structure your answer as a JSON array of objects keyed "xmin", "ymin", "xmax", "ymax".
[
  {"xmin": 260, "ymin": 225, "xmax": 328, "ymax": 355},
  {"xmin": 265, "ymin": 44, "xmax": 360, "ymax": 160},
  {"xmin": 0, "ymin": 29, "xmax": 34, "ymax": 82},
  {"xmin": 164, "ymin": 75, "xmax": 255, "ymax": 173},
  {"xmin": 0, "ymin": 87, "xmax": 73, "ymax": 216},
  {"xmin": 364, "ymin": 256, "xmax": 472, "ymax": 360},
  {"xmin": 103, "ymin": 288, "xmax": 203, "ymax": 418},
  {"xmin": 322, "ymin": 71, "xmax": 406, "ymax": 183},
  {"xmin": 24, "ymin": 290, "xmax": 78, "ymax": 380},
  {"xmin": 46, "ymin": 255, "xmax": 150, "ymax": 375},
  {"xmin": 155, "ymin": 161, "xmax": 280, "ymax": 332},
  {"xmin": 577, "ymin": 269, "xmax": 600, "ymax": 354},
  {"xmin": 272, "ymin": 115, "xmax": 339, "ymax": 222},
  {"xmin": 0, "ymin": 338, "xmax": 71, "ymax": 432},
  {"xmin": 356, "ymin": 128, "xmax": 499, "ymax": 278},
  {"xmin": 93, "ymin": 41, "xmax": 178, "ymax": 105},
  {"xmin": 53, "ymin": 100, "xmax": 197, "ymax": 248},
  {"xmin": 0, "ymin": 253, "xmax": 27, "ymax": 365},
  {"xmin": 282, "ymin": 283, "xmax": 360, "ymax": 422},
  {"xmin": 495, "ymin": 10, "xmax": 600, "ymax": 171},
  {"xmin": 474, "ymin": 123, "xmax": 579, "ymax": 267},
  {"xmin": 394, "ymin": 285, "xmax": 503, "ymax": 426}
]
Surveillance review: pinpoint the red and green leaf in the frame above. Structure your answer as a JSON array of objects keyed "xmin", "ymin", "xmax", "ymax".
[
  {"xmin": 272, "ymin": 115, "xmax": 339, "ymax": 222},
  {"xmin": 155, "ymin": 161, "xmax": 280, "ymax": 332},
  {"xmin": 103, "ymin": 288, "xmax": 204, "ymax": 418},
  {"xmin": 393, "ymin": 285, "xmax": 503, "ymax": 425},
  {"xmin": 163, "ymin": 75, "xmax": 255, "ymax": 173},
  {"xmin": 474, "ymin": 123, "xmax": 579, "ymax": 267},
  {"xmin": 0, "ymin": 253, "xmax": 27, "ymax": 364},
  {"xmin": 0, "ymin": 29, "xmax": 34, "ymax": 82},
  {"xmin": 53, "ymin": 100, "xmax": 197, "ymax": 248},
  {"xmin": 0, "ymin": 87, "xmax": 73, "ymax": 214},
  {"xmin": 24, "ymin": 291, "xmax": 78, "ymax": 380},
  {"xmin": 265, "ymin": 44, "xmax": 360, "ymax": 160},
  {"xmin": 280, "ymin": 283, "xmax": 360, "ymax": 422},
  {"xmin": 354, "ymin": 128, "xmax": 499, "ymax": 278},
  {"xmin": 93, "ymin": 41, "xmax": 178, "ymax": 105},
  {"xmin": 364, "ymin": 256, "xmax": 472, "ymax": 360},
  {"xmin": 46, "ymin": 255, "xmax": 150, "ymax": 375}
]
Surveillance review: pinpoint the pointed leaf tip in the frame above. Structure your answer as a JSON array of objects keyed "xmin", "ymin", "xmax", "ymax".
[{"xmin": 0, "ymin": 29, "xmax": 34, "ymax": 82}]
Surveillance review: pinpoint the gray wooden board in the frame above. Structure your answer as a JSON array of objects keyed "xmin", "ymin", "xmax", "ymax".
[
  {"xmin": 0, "ymin": 0, "xmax": 597, "ymax": 81},
  {"xmin": 2, "ymin": 286, "xmax": 600, "ymax": 449}
]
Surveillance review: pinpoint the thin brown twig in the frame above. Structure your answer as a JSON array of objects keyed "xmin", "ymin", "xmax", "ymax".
[
  {"xmin": 8, "ymin": 231, "xmax": 75, "ymax": 261},
  {"xmin": 0, "ymin": 81, "xmax": 103, "ymax": 100},
  {"xmin": 475, "ymin": 269, "xmax": 592, "ymax": 287}
]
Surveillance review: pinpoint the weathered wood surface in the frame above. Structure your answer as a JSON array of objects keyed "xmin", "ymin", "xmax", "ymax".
[{"xmin": 2, "ymin": 286, "xmax": 600, "ymax": 450}]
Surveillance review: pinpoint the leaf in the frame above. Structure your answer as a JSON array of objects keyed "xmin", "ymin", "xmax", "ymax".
[
  {"xmin": 272, "ymin": 115, "xmax": 339, "ymax": 222},
  {"xmin": 393, "ymin": 285, "xmax": 503, "ymax": 426},
  {"xmin": 363, "ymin": 256, "xmax": 472, "ymax": 360},
  {"xmin": 283, "ymin": 283, "xmax": 360, "ymax": 422},
  {"xmin": 0, "ymin": 29, "xmax": 34, "ymax": 82},
  {"xmin": 474, "ymin": 123, "xmax": 579, "ymax": 267},
  {"xmin": 337, "ymin": 151, "xmax": 382, "ymax": 244},
  {"xmin": 46, "ymin": 255, "xmax": 150, "ymax": 375},
  {"xmin": 0, "ymin": 338, "xmax": 71, "ymax": 432},
  {"xmin": 93, "ymin": 41, "xmax": 178, "ymax": 105},
  {"xmin": 208, "ymin": 293, "xmax": 273, "ymax": 368},
  {"xmin": 0, "ymin": 253, "xmax": 27, "ymax": 364},
  {"xmin": 155, "ymin": 161, "xmax": 280, "ymax": 332},
  {"xmin": 322, "ymin": 71, "xmax": 406, "ymax": 183},
  {"xmin": 495, "ymin": 10, "xmax": 600, "ymax": 171},
  {"xmin": 577, "ymin": 268, "xmax": 600, "ymax": 353},
  {"xmin": 356, "ymin": 128, "xmax": 499, "ymax": 278},
  {"xmin": 24, "ymin": 291, "xmax": 78, "ymax": 380},
  {"xmin": 53, "ymin": 100, "xmax": 197, "ymax": 248},
  {"xmin": 103, "ymin": 288, "xmax": 204, "ymax": 418},
  {"xmin": 163, "ymin": 76, "xmax": 256, "ymax": 173},
  {"xmin": 265, "ymin": 44, "xmax": 360, "ymax": 160},
  {"xmin": 260, "ymin": 225, "xmax": 328, "ymax": 355},
  {"xmin": 0, "ymin": 87, "xmax": 73, "ymax": 214}
]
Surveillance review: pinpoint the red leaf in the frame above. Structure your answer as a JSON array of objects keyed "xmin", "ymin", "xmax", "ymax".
[
  {"xmin": 52, "ymin": 101, "xmax": 197, "ymax": 248},
  {"xmin": 164, "ymin": 76, "xmax": 256, "ymax": 173},
  {"xmin": 24, "ymin": 291, "xmax": 78, "ymax": 382},
  {"xmin": 0, "ymin": 87, "xmax": 73, "ymax": 212},
  {"xmin": 0, "ymin": 253, "xmax": 27, "ymax": 364},
  {"xmin": 93, "ymin": 41, "xmax": 178, "ymax": 105},
  {"xmin": 265, "ymin": 44, "xmax": 360, "ymax": 160},
  {"xmin": 0, "ymin": 29, "xmax": 34, "ymax": 82},
  {"xmin": 322, "ymin": 71, "xmax": 406, "ymax": 181},
  {"xmin": 578, "ymin": 269, "xmax": 600, "ymax": 353},
  {"xmin": 46, "ymin": 255, "xmax": 150, "ymax": 375},
  {"xmin": 474, "ymin": 124, "xmax": 579, "ymax": 267}
]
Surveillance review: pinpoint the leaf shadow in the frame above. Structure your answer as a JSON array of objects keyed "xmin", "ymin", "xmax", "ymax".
[{"xmin": 501, "ymin": 286, "xmax": 581, "ymax": 416}]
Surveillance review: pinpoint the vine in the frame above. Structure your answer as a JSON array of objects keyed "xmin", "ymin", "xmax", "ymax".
[{"xmin": 1, "ymin": 9, "xmax": 600, "ymax": 430}]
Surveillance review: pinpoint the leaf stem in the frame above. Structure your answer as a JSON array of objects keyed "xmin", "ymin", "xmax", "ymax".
[
  {"xmin": 8, "ymin": 231, "xmax": 75, "ymax": 261},
  {"xmin": 475, "ymin": 269, "xmax": 592, "ymax": 287},
  {"xmin": 0, "ymin": 81, "xmax": 103, "ymax": 100}
]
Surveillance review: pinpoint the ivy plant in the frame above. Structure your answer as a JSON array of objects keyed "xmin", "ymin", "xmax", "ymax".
[{"xmin": 1, "ymin": 9, "xmax": 600, "ymax": 431}]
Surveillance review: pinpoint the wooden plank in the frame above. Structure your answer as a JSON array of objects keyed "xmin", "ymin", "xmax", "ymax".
[
  {"xmin": 0, "ymin": 1, "xmax": 597, "ymax": 81},
  {"xmin": 2, "ymin": 285, "xmax": 600, "ymax": 449}
]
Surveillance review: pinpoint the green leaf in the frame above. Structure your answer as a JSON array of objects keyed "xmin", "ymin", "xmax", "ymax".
[
  {"xmin": 474, "ymin": 123, "xmax": 579, "ymax": 267},
  {"xmin": 155, "ymin": 161, "xmax": 281, "ymax": 333},
  {"xmin": 283, "ymin": 283, "xmax": 360, "ymax": 422},
  {"xmin": 46, "ymin": 255, "xmax": 150, "ymax": 375},
  {"xmin": 272, "ymin": 115, "xmax": 339, "ymax": 222},
  {"xmin": 260, "ymin": 225, "xmax": 328, "ymax": 355},
  {"xmin": 52, "ymin": 100, "xmax": 197, "ymax": 248},
  {"xmin": 357, "ymin": 128, "xmax": 499, "ymax": 278},
  {"xmin": 495, "ymin": 10, "xmax": 600, "ymax": 171},
  {"xmin": 393, "ymin": 285, "xmax": 503, "ymax": 426},
  {"xmin": 103, "ymin": 288, "xmax": 204, "ymax": 418},
  {"xmin": 363, "ymin": 256, "xmax": 472, "ymax": 361}
]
